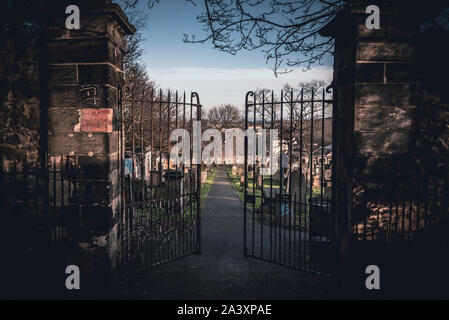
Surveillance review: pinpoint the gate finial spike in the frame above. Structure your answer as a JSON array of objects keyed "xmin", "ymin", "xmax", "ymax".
[
  {"xmin": 245, "ymin": 91, "xmax": 254, "ymax": 107},
  {"xmin": 191, "ymin": 92, "xmax": 201, "ymax": 106},
  {"xmin": 326, "ymin": 81, "xmax": 335, "ymax": 94}
]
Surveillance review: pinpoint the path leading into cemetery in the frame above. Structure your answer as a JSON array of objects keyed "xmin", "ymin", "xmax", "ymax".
[{"xmin": 121, "ymin": 167, "xmax": 327, "ymax": 299}]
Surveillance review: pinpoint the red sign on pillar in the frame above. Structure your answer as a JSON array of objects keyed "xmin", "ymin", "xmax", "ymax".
[{"xmin": 80, "ymin": 108, "xmax": 113, "ymax": 133}]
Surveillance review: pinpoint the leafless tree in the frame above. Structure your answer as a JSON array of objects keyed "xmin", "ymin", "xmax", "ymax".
[
  {"xmin": 207, "ymin": 104, "xmax": 243, "ymax": 129},
  {"xmin": 184, "ymin": 0, "xmax": 345, "ymax": 75},
  {"xmin": 250, "ymin": 80, "xmax": 330, "ymax": 164},
  {"xmin": 182, "ymin": 0, "xmax": 449, "ymax": 74},
  {"xmin": 282, "ymin": 80, "xmax": 332, "ymax": 151},
  {"xmin": 253, "ymin": 80, "xmax": 326, "ymax": 123},
  {"xmin": 125, "ymin": 0, "xmax": 449, "ymax": 75},
  {"xmin": 117, "ymin": 1, "xmax": 161, "ymax": 153}
]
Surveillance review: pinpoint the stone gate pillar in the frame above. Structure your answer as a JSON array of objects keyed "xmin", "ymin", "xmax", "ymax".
[
  {"xmin": 319, "ymin": 1, "xmax": 429, "ymax": 289},
  {"xmin": 45, "ymin": 0, "xmax": 135, "ymax": 292}
]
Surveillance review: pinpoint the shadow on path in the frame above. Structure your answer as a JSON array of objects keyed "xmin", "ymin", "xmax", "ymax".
[{"xmin": 121, "ymin": 167, "xmax": 327, "ymax": 299}]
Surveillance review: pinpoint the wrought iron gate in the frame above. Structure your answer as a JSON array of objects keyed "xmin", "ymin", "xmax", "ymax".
[
  {"xmin": 1, "ymin": 154, "xmax": 84, "ymax": 296},
  {"xmin": 118, "ymin": 84, "xmax": 202, "ymax": 270},
  {"xmin": 243, "ymin": 86, "xmax": 335, "ymax": 275}
]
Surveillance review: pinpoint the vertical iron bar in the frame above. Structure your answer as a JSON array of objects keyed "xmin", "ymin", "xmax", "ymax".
[
  {"xmin": 289, "ymin": 89, "xmax": 293, "ymax": 266},
  {"xmin": 158, "ymin": 88, "xmax": 163, "ymax": 263},
  {"xmin": 53, "ymin": 158, "xmax": 56, "ymax": 241},
  {"xmin": 140, "ymin": 88, "xmax": 145, "ymax": 267},
  {"xmin": 243, "ymin": 92, "xmax": 250, "ymax": 257},
  {"xmin": 401, "ymin": 162, "xmax": 406, "ymax": 240},
  {"xmin": 149, "ymin": 88, "xmax": 154, "ymax": 267},
  {"xmin": 416, "ymin": 165, "xmax": 421, "ymax": 235},
  {"xmin": 279, "ymin": 91, "xmax": 284, "ymax": 263},
  {"xmin": 195, "ymin": 93, "xmax": 202, "ymax": 254},
  {"xmin": 131, "ymin": 88, "xmax": 136, "ymax": 261},
  {"xmin": 175, "ymin": 90, "xmax": 178, "ymax": 257},
  {"xmin": 260, "ymin": 91, "xmax": 265, "ymax": 259},
  {"xmin": 189, "ymin": 94, "xmax": 193, "ymax": 254},
  {"xmin": 321, "ymin": 89, "xmax": 325, "ymax": 244},
  {"xmin": 308, "ymin": 88, "xmax": 314, "ymax": 270},
  {"xmin": 299, "ymin": 88, "xmax": 304, "ymax": 268},
  {"xmin": 408, "ymin": 160, "xmax": 413, "ymax": 240},
  {"xmin": 119, "ymin": 86, "xmax": 123, "ymax": 264},
  {"xmin": 252, "ymin": 91, "xmax": 256, "ymax": 257},
  {"xmin": 270, "ymin": 90, "xmax": 274, "ymax": 261},
  {"xmin": 182, "ymin": 91, "xmax": 186, "ymax": 255},
  {"xmin": 166, "ymin": 90, "xmax": 171, "ymax": 262}
]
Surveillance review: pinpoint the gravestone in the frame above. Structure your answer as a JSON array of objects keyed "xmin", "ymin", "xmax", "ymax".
[
  {"xmin": 286, "ymin": 169, "xmax": 306, "ymax": 203},
  {"xmin": 201, "ymin": 170, "xmax": 208, "ymax": 183},
  {"xmin": 148, "ymin": 170, "xmax": 161, "ymax": 186},
  {"xmin": 184, "ymin": 168, "xmax": 197, "ymax": 193},
  {"xmin": 257, "ymin": 173, "xmax": 263, "ymax": 189},
  {"xmin": 274, "ymin": 193, "xmax": 291, "ymax": 227},
  {"xmin": 254, "ymin": 166, "xmax": 262, "ymax": 188},
  {"xmin": 163, "ymin": 170, "xmax": 183, "ymax": 200},
  {"xmin": 273, "ymin": 170, "xmax": 281, "ymax": 183}
]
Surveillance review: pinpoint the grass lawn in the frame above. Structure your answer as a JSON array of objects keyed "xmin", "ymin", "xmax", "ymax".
[
  {"xmin": 225, "ymin": 167, "xmax": 319, "ymax": 231},
  {"xmin": 123, "ymin": 169, "xmax": 217, "ymax": 245},
  {"xmin": 225, "ymin": 167, "xmax": 280, "ymax": 210},
  {"xmin": 226, "ymin": 168, "xmax": 265, "ymax": 212},
  {"xmin": 130, "ymin": 168, "xmax": 218, "ymax": 221},
  {"xmin": 201, "ymin": 167, "xmax": 217, "ymax": 205},
  {"xmin": 226, "ymin": 167, "xmax": 245, "ymax": 203}
]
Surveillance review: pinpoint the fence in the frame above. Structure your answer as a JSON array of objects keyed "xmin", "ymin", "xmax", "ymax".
[
  {"xmin": 243, "ymin": 87, "xmax": 336, "ymax": 275},
  {"xmin": 0, "ymin": 155, "xmax": 83, "ymax": 297},
  {"xmin": 119, "ymin": 86, "xmax": 202, "ymax": 270},
  {"xmin": 349, "ymin": 156, "xmax": 449, "ymax": 297}
]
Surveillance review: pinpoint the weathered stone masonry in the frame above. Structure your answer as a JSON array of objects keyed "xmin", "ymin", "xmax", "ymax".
[
  {"xmin": 320, "ymin": 1, "xmax": 449, "ymax": 289},
  {"xmin": 44, "ymin": 0, "xmax": 135, "ymax": 286}
]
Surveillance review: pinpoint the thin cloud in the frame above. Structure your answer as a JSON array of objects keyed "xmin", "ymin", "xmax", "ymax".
[{"xmin": 147, "ymin": 66, "xmax": 333, "ymax": 110}]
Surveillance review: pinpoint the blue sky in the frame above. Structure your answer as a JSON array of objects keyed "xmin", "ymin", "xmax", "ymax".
[{"xmin": 128, "ymin": 0, "xmax": 333, "ymax": 109}]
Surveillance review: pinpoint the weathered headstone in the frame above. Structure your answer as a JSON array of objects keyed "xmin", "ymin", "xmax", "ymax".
[
  {"xmin": 149, "ymin": 170, "xmax": 160, "ymax": 186},
  {"xmin": 184, "ymin": 168, "xmax": 197, "ymax": 193},
  {"xmin": 201, "ymin": 170, "xmax": 208, "ymax": 183},
  {"xmin": 286, "ymin": 169, "xmax": 307, "ymax": 203},
  {"xmin": 274, "ymin": 193, "xmax": 291, "ymax": 227},
  {"xmin": 273, "ymin": 170, "xmax": 281, "ymax": 183},
  {"xmin": 257, "ymin": 172, "xmax": 263, "ymax": 188},
  {"xmin": 254, "ymin": 166, "xmax": 261, "ymax": 188},
  {"xmin": 163, "ymin": 170, "xmax": 183, "ymax": 200}
]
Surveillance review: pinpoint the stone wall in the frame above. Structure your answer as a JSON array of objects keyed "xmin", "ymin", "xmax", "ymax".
[
  {"xmin": 351, "ymin": 7, "xmax": 419, "ymax": 219},
  {"xmin": 1, "ymin": 1, "xmax": 135, "ymax": 296},
  {"xmin": 45, "ymin": 0, "xmax": 135, "ymax": 291},
  {"xmin": 320, "ymin": 1, "xmax": 449, "ymax": 293}
]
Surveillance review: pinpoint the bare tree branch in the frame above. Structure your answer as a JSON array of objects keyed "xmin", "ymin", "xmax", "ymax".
[{"xmin": 183, "ymin": 0, "xmax": 345, "ymax": 74}]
